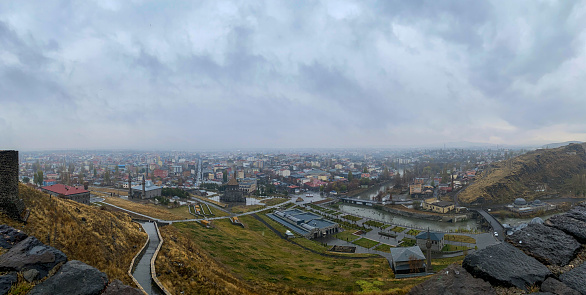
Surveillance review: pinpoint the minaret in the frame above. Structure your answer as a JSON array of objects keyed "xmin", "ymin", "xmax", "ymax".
[
  {"xmin": 128, "ymin": 173, "xmax": 132, "ymax": 199},
  {"xmin": 142, "ymin": 175, "xmax": 146, "ymax": 199},
  {"xmin": 425, "ymin": 227, "xmax": 432, "ymax": 273}
]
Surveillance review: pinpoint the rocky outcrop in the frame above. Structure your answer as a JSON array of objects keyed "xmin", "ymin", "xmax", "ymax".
[
  {"xmin": 462, "ymin": 242, "xmax": 551, "ymax": 290},
  {"xmin": 0, "ymin": 273, "xmax": 17, "ymax": 295},
  {"xmin": 545, "ymin": 215, "xmax": 586, "ymax": 243},
  {"xmin": 559, "ymin": 263, "xmax": 586, "ymax": 295},
  {"xmin": 0, "ymin": 236, "xmax": 67, "ymax": 279},
  {"xmin": 540, "ymin": 277, "xmax": 580, "ymax": 295},
  {"xmin": 507, "ymin": 223, "xmax": 580, "ymax": 266},
  {"xmin": 102, "ymin": 279, "xmax": 143, "ymax": 295},
  {"xmin": 0, "ymin": 225, "xmax": 140, "ymax": 294},
  {"xmin": 566, "ymin": 204, "xmax": 586, "ymax": 222},
  {"xmin": 0, "ymin": 224, "xmax": 27, "ymax": 249},
  {"xmin": 28, "ymin": 260, "xmax": 109, "ymax": 295},
  {"xmin": 408, "ymin": 264, "xmax": 495, "ymax": 295}
]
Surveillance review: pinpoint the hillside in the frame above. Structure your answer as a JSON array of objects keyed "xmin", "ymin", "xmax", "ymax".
[
  {"xmin": 459, "ymin": 143, "xmax": 586, "ymax": 205},
  {"xmin": 0, "ymin": 184, "xmax": 147, "ymax": 286}
]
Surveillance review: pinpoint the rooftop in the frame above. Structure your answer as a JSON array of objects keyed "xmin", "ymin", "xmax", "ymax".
[
  {"xmin": 42, "ymin": 184, "xmax": 89, "ymax": 196},
  {"xmin": 415, "ymin": 232, "xmax": 445, "ymax": 241}
]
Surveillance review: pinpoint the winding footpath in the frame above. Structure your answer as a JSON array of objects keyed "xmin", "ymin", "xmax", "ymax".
[{"xmin": 133, "ymin": 221, "xmax": 164, "ymax": 295}]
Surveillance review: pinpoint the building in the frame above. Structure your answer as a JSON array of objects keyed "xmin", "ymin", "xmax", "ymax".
[
  {"xmin": 153, "ymin": 169, "xmax": 168, "ymax": 178},
  {"xmin": 268, "ymin": 209, "xmax": 340, "ymax": 239},
  {"xmin": 415, "ymin": 232, "xmax": 445, "ymax": 252},
  {"xmin": 422, "ymin": 199, "xmax": 455, "ymax": 213},
  {"xmin": 390, "ymin": 246, "xmax": 426, "ymax": 274},
  {"xmin": 506, "ymin": 198, "xmax": 556, "ymax": 215},
  {"xmin": 239, "ymin": 178, "xmax": 257, "ymax": 193},
  {"xmin": 221, "ymin": 175, "xmax": 245, "ymax": 202},
  {"xmin": 130, "ymin": 179, "xmax": 162, "ymax": 199},
  {"xmin": 41, "ymin": 184, "xmax": 90, "ymax": 205},
  {"xmin": 409, "ymin": 183, "xmax": 422, "ymax": 195}
]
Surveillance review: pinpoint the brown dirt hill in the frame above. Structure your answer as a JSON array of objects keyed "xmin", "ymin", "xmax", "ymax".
[
  {"xmin": 0, "ymin": 184, "xmax": 147, "ymax": 286},
  {"xmin": 459, "ymin": 143, "xmax": 586, "ymax": 205}
]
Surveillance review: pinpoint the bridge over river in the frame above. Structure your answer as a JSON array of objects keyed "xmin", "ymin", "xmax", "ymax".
[{"xmin": 472, "ymin": 209, "xmax": 504, "ymax": 242}]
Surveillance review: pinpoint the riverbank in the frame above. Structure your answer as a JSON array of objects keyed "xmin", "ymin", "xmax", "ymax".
[{"xmin": 346, "ymin": 180, "xmax": 393, "ymax": 198}]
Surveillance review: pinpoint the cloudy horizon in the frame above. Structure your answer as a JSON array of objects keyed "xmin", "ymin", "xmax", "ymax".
[{"xmin": 2, "ymin": 1, "xmax": 586, "ymax": 150}]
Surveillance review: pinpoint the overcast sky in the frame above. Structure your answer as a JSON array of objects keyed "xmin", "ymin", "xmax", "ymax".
[{"xmin": 1, "ymin": 1, "xmax": 586, "ymax": 150}]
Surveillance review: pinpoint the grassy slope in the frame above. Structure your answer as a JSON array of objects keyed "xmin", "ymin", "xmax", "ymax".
[
  {"xmin": 0, "ymin": 184, "xmax": 146, "ymax": 286},
  {"xmin": 156, "ymin": 215, "xmax": 433, "ymax": 294},
  {"xmin": 459, "ymin": 143, "xmax": 586, "ymax": 204}
]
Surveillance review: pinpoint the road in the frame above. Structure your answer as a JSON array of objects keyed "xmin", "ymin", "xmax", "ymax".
[
  {"xmin": 99, "ymin": 198, "xmax": 293, "ymax": 224},
  {"xmin": 473, "ymin": 209, "xmax": 504, "ymax": 241}
]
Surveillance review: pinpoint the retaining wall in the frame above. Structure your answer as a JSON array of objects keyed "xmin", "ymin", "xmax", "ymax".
[
  {"xmin": 151, "ymin": 222, "xmax": 171, "ymax": 295},
  {"xmin": 128, "ymin": 224, "xmax": 150, "ymax": 295}
]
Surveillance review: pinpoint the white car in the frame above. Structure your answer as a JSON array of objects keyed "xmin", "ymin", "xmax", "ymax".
[{"xmin": 494, "ymin": 232, "xmax": 499, "ymax": 237}]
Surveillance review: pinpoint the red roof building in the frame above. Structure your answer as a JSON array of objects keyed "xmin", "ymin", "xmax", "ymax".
[{"xmin": 41, "ymin": 184, "xmax": 90, "ymax": 205}]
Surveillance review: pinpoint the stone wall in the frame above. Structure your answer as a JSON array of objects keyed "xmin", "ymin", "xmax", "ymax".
[{"xmin": 0, "ymin": 150, "xmax": 25, "ymax": 220}]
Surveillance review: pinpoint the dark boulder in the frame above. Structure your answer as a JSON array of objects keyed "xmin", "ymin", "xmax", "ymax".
[
  {"xmin": 540, "ymin": 277, "xmax": 580, "ymax": 295},
  {"xmin": 23, "ymin": 269, "xmax": 40, "ymax": 282},
  {"xmin": 28, "ymin": 260, "xmax": 108, "ymax": 295},
  {"xmin": 545, "ymin": 215, "xmax": 586, "ymax": 243},
  {"xmin": 0, "ymin": 236, "xmax": 67, "ymax": 279},
  {"xmin": 559, "ymin": 263, "xmax": 586, "ymax": 295},
  {"xmin": 0, "ymin": 273, "xmax": 17, "ymax": 295},
  {"xmin": 462, "ymin": 242, "xmax": 551, "ymax": 290},
  {"xmin": 408, "ymin": 264, "xmax": 495, "ymax": 295},
  {"xmin": 507, "ymin": 223, "xmax": 580, "ymax": 266},
  {"xmin": 102, "ymin": 279, "xmax": 143, "ymax": 295},
  {"xmin": 566, "ymin": 205, "xmax": 586, "ymax": 223},
  {"xmin": 0, "ymin": 224, "xmax": 28, "ymax": 249}
]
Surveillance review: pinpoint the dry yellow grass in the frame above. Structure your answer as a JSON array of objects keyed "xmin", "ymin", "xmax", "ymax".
[
  {"xmin": 0, "ymin": 184, "xmax": 146, "ymax": 286},
  {"xmin": 156, "ymin": 217, "xmax": 425, "ymax": 294},
  {"xmin": 102, "ymin": 197, "xmax": 193, "ymax": 220},
  {"xmin": 459, "ymin": 143, "xmax": 586, "ymax": 204},
  {"xmin": 190, "ymin": 194, "xmax": 228, "ymax": 208}
]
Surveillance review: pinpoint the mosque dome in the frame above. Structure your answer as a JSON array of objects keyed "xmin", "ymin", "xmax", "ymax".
[{"xmin": 514, "ymin": 198, "xmax": 527, "ymax": 206}]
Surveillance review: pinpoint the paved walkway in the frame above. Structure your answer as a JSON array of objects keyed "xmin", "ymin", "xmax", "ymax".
[
  {"xmin": 98, "ymin": 198, "xmax": 293, "ymax": 224},
  {"xmin": 302, "ymin": 203, "xmax": 500, "ymax": 251}
]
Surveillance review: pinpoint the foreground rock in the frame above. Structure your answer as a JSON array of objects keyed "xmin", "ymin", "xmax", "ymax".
[
  {"xmin": 102, "ymin": 279, "xmax": 143, "ymax": 295},
  {"xmin": 462, "ymin": 242, "xmax": 551, "ymax": 290},
  {"xmin": 408, "ymin": 264, "xmax": 495, "ymax": 295},
  {"xmin": 28, "ymin": 260, "xmax": 108, "ymax": 295},
  {"xmin": 559, "ymin": 263, "xmax": 586, "ymax": 295},
  {"xmin": 540, "ymin": 277, "xmax": 580, "ymax": 295},
  {"xmin": 0, "ymin": 225, "xmax": 28, "ymax": 249},
  {"xmin": 545, "ymin": 215, "xmax": 586, "ymax": 243},
  {"xmin": 0, "ymin": 273, "xmax": 18, "ymax": 295},
  {"xmin": 507, "ymin": 223, "xmax": 580, "ymax": 266},
  {"xmin": 566, "ymin": 205, "xmax": 586, "ymax": 223},
  {"xmin": 0, "ymin": 236, "xmax": 67, "ymax": 279}
]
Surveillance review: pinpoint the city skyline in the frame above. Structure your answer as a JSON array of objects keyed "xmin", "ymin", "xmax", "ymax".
[{"xmin": 2, "ymin": 1, "xmax": 586, "ymax": 150}]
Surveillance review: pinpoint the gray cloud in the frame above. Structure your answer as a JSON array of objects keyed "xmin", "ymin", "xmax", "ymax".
[{"xmin": 1, "ymin": 0, "xmax": 585, "ymax": 150}]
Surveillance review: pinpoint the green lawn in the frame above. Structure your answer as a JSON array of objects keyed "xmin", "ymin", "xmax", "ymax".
[
  {"xmin": 399, "ymin": 238, "xmax": 416, "ymax": 247},
  {"xmin": 342, "ymin": 214, "xmax": 362, "ymax": 222},
  {"xmin": 390, "ymin": 226, "xmax": 406, "ymax": 233},
  {"xmin": 334, "ymin": 230, "xmax": 360, "ymax": 242},
  {"xmin": 173, "ymin": 216, "xmax": 397, "ymax": 293},
  {"xmin": 352, "ymin": 238, "xmax": 380, "ymax": 249},
  {"xmin": 405, "ymin": 229, "xmax": 421, "ymax": 236},
  {"xmin": 444, "ymin": 234, "xmax": 476, "ymax": 244},
  {"xmin": 374, "ymin": 244, "xmax": 392, "ymax": 253},
  {"xmin": 442, "ymin": 244, "xmax": 471, "ymax": 251}
]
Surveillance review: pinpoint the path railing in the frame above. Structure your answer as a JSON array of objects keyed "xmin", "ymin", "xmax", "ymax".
[
  {"xmin": 151, "ymin": 222, "xmax": 171, "ymax": 295},
  {"xmin": 128, "ymin": 223, "xmax": 150, "ymax": 295}
]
